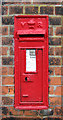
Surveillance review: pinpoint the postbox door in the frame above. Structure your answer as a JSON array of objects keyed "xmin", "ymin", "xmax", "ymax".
[{"xmin": 19, "ymin": 48, "xmax": 43, "ymax": 102}]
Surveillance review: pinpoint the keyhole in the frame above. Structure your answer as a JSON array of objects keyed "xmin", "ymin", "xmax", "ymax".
[{"xmin": 25, "ymin": 77, "xmax": 27, "ymax": 81}]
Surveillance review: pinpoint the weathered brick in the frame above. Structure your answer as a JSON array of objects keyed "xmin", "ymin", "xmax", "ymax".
[
  {"xmin": 55, "ymin": 7, "xmax": 63, "ymax": 15},
  {"xmin": 2, "ymin": 86, "xmax": 8, "ymax": 95},
  {"xmin": 54, "ymin": 106, "xmax": 62, "ymax": 116},
  {"xmin": 24, "ymin": 110, "xmax": 38, "ymax": 116},
  {"xmin": 50, "ymin": 97, "xmax": 61, "ymax": 105},
  {"xmin": 49, "ymin": 67, "xmax": 54, "ymax": 75},
  {"xmin": 9, "ymin": 106, "xmax": 19, "ymax": 115},
  {"xmin": 2, "ymin": 16, "xmax": 14, "ymax": 25},
  {"xmin": 8, "ymin": 86, "xmax": 14, "ymax": 95},
  {"xmin": 25, "ymin": 6, "xmax": 38, "ymax": 14},
  {"xmin": 50, "ymin": 77, "xmax": 61, "ymax": 85},
  {"xmin": 18, "ymin": 110, "xmax": 23, "ymax": 116},
  {"xmin": 2, "ymin": 107, "xmax": 9, "ymax": 115},
  {"xmin": 9, "ymin": 6, "xmax": 23, "ymax": 14},
  {"xmin": 10, "ymin": 47, "xmax": 14, "ymax": 55},
  {"xmin": 2, "ymin": 67, "xmax": 8, "ymax": 75},
  {"xmin": 2, "ymin": 6, "xmax": 8, "ymax": 15},
  {"xmin": 9, "ymin": 26, "xmax": 14, "ymax": 35},
  {"xmin": 33, "ymin": 1, "xmax": 61, "ymax": 5},
  {"xmin": 54, "ymin": 86, "xmax": 61, "ymax": 95},
  {"xmin": 2, "ymin": 97, "xmax": 14, "ymax": 105},
  {"xmin": 49, "ymin": 27, "xmax": 53, "ymax": 36},
  {"xmin": 2, "ymin": 57, "xmax": 13, "ymax": 65},
  {"xmin": 49, "ymin": 37, "xmax": 61, "ymax": 45},
  {"xmin": 2, "ymin": 37, "xmax": 13, "ymax": 45},
  {"xmin": 55, "ymin": 47, "xmax": 61, "ymax": 55},
  {"xmin": 2, "ymin": 26, "xmax": 8, "ymax": 35},
  {"xmin": 40, "ymin": 6, "xmax": 53, "ymax": 15},
  {"xmin": 49, "ymin": 57, "xmax": 61, "ymax": 65},
  {"xmin": 49, "ymin": 47, "xmax": 54, "ymax": 55},
  {"xmin": 55, "ymin": 27, "xmax": 63, "ymax": 36},
  {"xmin": 2, "ymin": 76, "xmax": 14, "ymax": 85},
  {"xmin": 49, "ymin": 17, "xmax": 61, "ymax": 25},
  {"xmin": 8, "ymin": 67, "xmax": 14, "ymax": 75},
  {"xmin": 2, "ymin": 47, "xmax": 8, "ymax": 55},
  {"xmin": 55, "ymin": 67, "xmax": 61, "ymax": 75}
]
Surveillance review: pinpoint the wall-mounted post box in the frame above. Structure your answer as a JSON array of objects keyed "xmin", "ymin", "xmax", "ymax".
[{"xmin": 14, "ymin": 15, "xmax": 48, "ymax": 110}]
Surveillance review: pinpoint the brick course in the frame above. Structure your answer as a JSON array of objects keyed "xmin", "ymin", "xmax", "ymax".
[{"xmin": 1, "ymin": 1, "xmax": 62, "ymax": 120}]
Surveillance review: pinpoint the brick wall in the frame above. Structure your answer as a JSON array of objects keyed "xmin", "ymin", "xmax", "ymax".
[{"xmin": 1, "ymin": 1, "xmax": 63, "ymax": 120}]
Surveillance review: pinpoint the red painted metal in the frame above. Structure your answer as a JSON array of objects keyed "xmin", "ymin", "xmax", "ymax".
[{"xmin": 14, "ymin": 15, "xmax": 48, "ymax": 110}]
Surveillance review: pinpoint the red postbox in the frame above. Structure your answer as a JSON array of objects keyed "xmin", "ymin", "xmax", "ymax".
[{"xmin": 14, "ymin": 15, "xmax": 48, "ymax": 110}]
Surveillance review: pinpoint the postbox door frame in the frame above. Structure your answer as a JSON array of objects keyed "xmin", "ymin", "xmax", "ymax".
[{"xmin": 14, "ymin": 15, "xmax": 48, "ymax": 110}]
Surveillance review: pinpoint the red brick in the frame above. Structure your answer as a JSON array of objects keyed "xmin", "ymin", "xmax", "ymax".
[
  {"xmin": 9, "ymin": 6, "xmax": 23, "ymax": 14},
  {"xmin": 2, "ymin": 16, "xmax": 14, "ymax": 25},
  {"xmin": 2, "ymin": 67, "xmax": 8, "ymax": 75},
  {"xmin": 0, "ymin": 26, "xmax": 2, "ymax": 36},
  {"xmin": 55, "ymin": 27, "xmax": 63, "ymax": 36},
  {"xmin": 2, "ymin": 26, "xmax": 8, "ymax": 35},
  {"xmin": 8, "ymin": 86, "xmax": 14, "ymax": 95},
  {"xmin": 2, "ymin": 47, "xmax": 8, "ymax": 55},
  {"xmin": 2, "ymin": 86, "xmax": 8, "ymax": 95},
  {"xmin": 54, "ymin": 86, "xmax": 61, "ymax": 95},
  {"xmin": 55, "ymin": 47, "xmax": 61, "ymax": 55},
  {"xmin": 2, "ymin": 107, "xmax": 9, "ymax": 116},
  {"xmin": 55, "ymin": 7, "xmax": 63, "ymax": 15},
  {"xmin": 61, "ymin": 86, "xmax": 63, "ymax": 95},
  {"xmin": 49, "ymin": 67, "xmax": 54, "ymax": 75},
  {"xmin": 25, "ymin": 6, "xmax": 38, "ymax": 14},
  {"xmin": 9, "ymin": 106, "xmax": 18, "ymax": 115},
  {"xmin": 40, "ymin": 6, "xmax": 54, "ymax": 15},
  {"xmin": 49, "ymin": 17, "xmax": 61, "ymax": 25},
  {"xmin": 9, "ymin": 107, "xmax": 23, "ymax": 116},
  {"xmin": 18, "ymin": 110, "xmax": 23, "ymax": 116},
  {"xmin": 49, "ymin": 57, "xmax": 61, "ymax": 65},
  {"xmin": 54, "ymin": 106, "xmax": 62, "ymax": 116},
  {"xmin": 10, "ymin": 47, "xmax": 14, "ymax": 55},
  {"xmin": 61, "ymin": 47, "xmax": 63, "ymax": 56},
  {"xmin": 2, "ymin": 97, "xmax": 14, "ymax": 105},
  {"xmin": 62, "ymin": 57, "xmax": 63, "ymax": 65},
  {"xmin": 0, "ymin": 76, "xmax": 1, "ymax": 86},
  {"xmin": 2, "ymin": 6, "xmax": 8, "ymax": 15},
  {"xmin": 49, "ymin": 27, "xmax": 53, "ymax": 36},
  {"xmin": 8, "ymin": 67, "xmax": 14, "ymax": 75},
  {"xmin": 49, "ymin": 47, "xmax": 54, "ymax": 55},
  {"xmin": 2, "ymin": 57, "xmax": 13, "ymax": 65},
  {"xmin": 49, "ymin": 97, "xmax": 61, "ymax": 105},
  {"xmin": 0, "ymin": 47, "xmax": 2, "ymax": 56},
  {"xmin": 50, "ymin": 77, "xmax": 61, "ymax": 85},
  {"xmin": 55, "ymin": 67, "xmax": 61, "ymax": 75},
  {"xmin": 61, "ymin": 67, "xmax": 63, "ymax": 75},
  {"xmin": 2, "ymin": 37, "xmax": 13, "ymax": 45},
  {"xmin": 2, "ymin": 76, "xmax": 14, "ymax": 85},
  {"xmin": 0, "ymin": 66, "xmax": 2, "ymax": 75},
  {"xmin": 49, "ymin": 86, "xmax": 54, "ymax": 94},
  {"xmin": 9, "ymin": 26, "xmax": 14, "ymax": 35},
  {"xmin": 49, "ymin": 37, "xmax": 61, "ymax": 45},
  {"xmin": 24, "ymin": 110, "xmax": 38, "ymax": 116}
]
